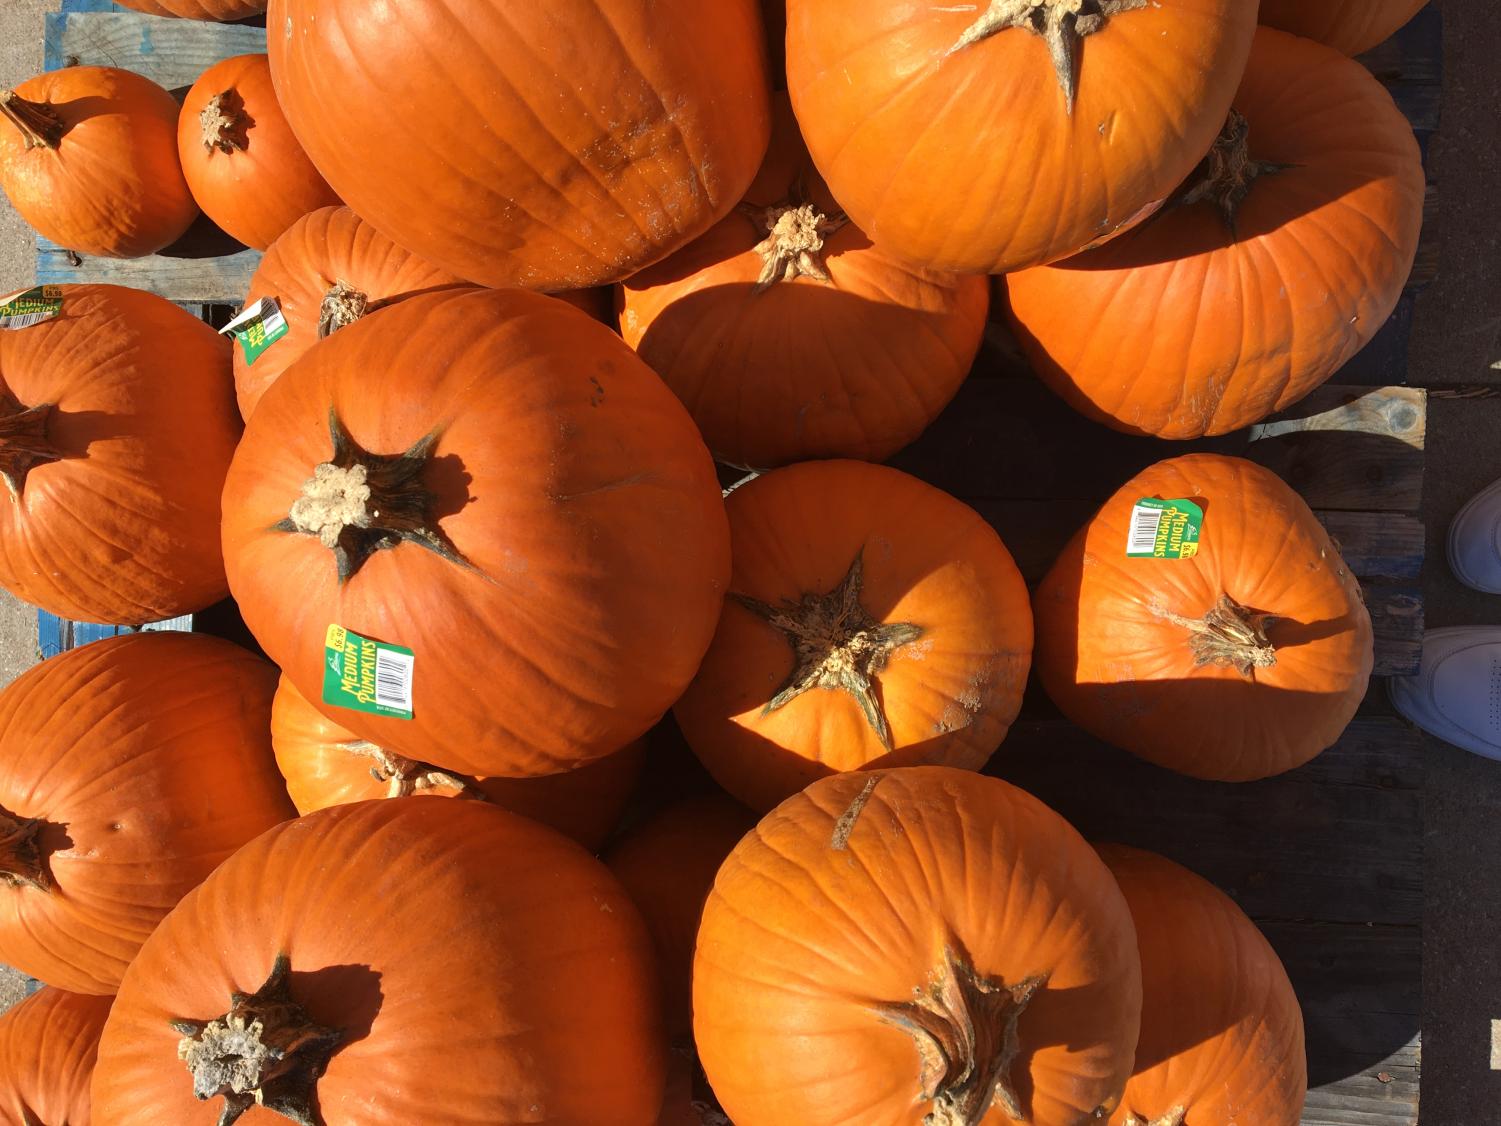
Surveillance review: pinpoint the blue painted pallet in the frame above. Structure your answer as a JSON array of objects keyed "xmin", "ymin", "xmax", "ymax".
[{"xmin": 36, "ymin": 612, "xmax": 195, "ymax": 660}]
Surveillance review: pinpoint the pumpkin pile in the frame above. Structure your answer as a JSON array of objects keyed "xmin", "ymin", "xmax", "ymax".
[{"xmin": 0, "ymin": 0, "xmax": 1425, "ymax": 1121}]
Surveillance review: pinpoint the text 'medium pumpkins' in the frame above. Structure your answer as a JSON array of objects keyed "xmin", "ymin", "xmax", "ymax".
[
  {"xmin": 266, "ymin": 0, "xmax": 772, "ymax": 290},
  {"xmin": 0, "ymin": 284, "xmax": 240, "ymax": 624},
  {"xmin": 0, "ymin": 987, "xmax": 112, "ymax": 1125},
  {"xmin": 694, "ymin": 767, "xmax": 1143, "ymax": 1125},
  {"xmin": 0, "ymin": 633, "xmax": 293, "ymax": 995},
  {"xmin": 674, "ymin": 459, "xmax": 1033, "ymax": 812},
  {"xmin": 785, "ymin": 0, "xmax": 1257, "ymax": 274},
  {"xmin": 222, "ymin": 287, "xmax": 730, "ymax": 780},
  {"xmin": 91, "ymin": 799, "xmax": 663, "ymax": 1125},
  {"xmin": 1004, "ymin": 28, "xmax": 1425, "ymax": 439},
  {"xmin": 1035, "ymin": 454, "xmax": 1373, "ymax": 781}
]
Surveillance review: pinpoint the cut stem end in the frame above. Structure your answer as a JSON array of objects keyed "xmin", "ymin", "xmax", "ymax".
[{"xmin": 0, "ymin": 90, "xmax": 63, "ymax": 150}]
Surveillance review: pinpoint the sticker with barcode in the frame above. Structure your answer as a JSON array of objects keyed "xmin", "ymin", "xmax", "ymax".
[
  {"xmin": 322, "ymin": 624, "xmax": 414, "ymax": 719},
  {"xmin": 0, "ymin": 286, "xmax": 63, "ymax": 330},
  {"xmin": 219, "ymin": 296, "xmax": 289, "ymax": 365},
  {"xmin": 1126, "ymin": 498, "xmax": 1204, "ymax": 559}
]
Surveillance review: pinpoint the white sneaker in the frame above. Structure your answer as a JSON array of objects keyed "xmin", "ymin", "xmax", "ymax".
[
  {"xmin": 1389, "ymin": 627, "xmax": 1501, "ymax": 761},
  {"xmin": 1449, "ymin": 477, "xmax": 1501, "ymax": 593}
]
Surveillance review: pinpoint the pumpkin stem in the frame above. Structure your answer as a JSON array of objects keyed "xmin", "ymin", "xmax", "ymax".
[
  {"xmin": 0, "ymin": 90, "xmax": 63, "ymax": 150},
  {"xmin": 200, "ymin": 89, "xmax": 250, "ymax": 154},
  {"xmin": 1170, "ymin": 109, "xmax": 1293, "ymax": 231},
  {"xmin": 173, "ymin": 955, "xmax": 342, "ymax": 1126},
  {"xmin": 1124, "ymin": 1109, "xmax": 1188, "ymax": 1126},
  {"xmin": 0, "ymin": 389, "xmax": 62, "ymax": 502},
  {"xmin": 0, "ymin": 810, "xmax": 53, "ymax": 893},
  {"xmin": 344, "ymin": 739, "xmax": 482, "ymax": 799},
  {"xmin": 317, "ymin": 281, "xmax": 371, "ymax": 339},
  {"xmin": 875, "ymin": 948, "xmax": 1048, "ymax": 1125},
  {"xmin": 747, "ymin": 202, "xmax": 847, "ymax": 293},
  {"xmin": 1153, "ymin": 593, "xmax": 1278, "ymax": 677},
  {"xmin": 732, "ymin": 552, "xmax": 922, "ymax": 751},
  {"xmin": 947, "ymin": 0, "xmax": 1147, "ymax": 113}
]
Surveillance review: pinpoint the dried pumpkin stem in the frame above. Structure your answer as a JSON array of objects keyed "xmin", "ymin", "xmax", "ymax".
[
  {"xmin": 317, "ymin": 281, "xmax": 372, "ymax": 339},
  {"xmin": 0, "ymin": 90, "xmax": 63, "ymax": 150},
  {"xmin": 344, "ymin": 739, "xmax": 481, "ymax": 800},
  {"xmin": 747, "ymin": 202, "xmax": 847, "ymax": 293},
  {"xmin": 0, "ymin": 389, "xmax": 62, "ymax": 502},
  {"xmin": 0, "ymin": 811, "xmax": 51, "ymax": 892},
  {"xmin": 1170, "ymin": 109, "xmax": 1293, "ymax": 230},
  {"xmin": 200, "ymin": 89, "xmax": 250, "ymax": 154},
  {"xmin": 1153, "ymin": 592, "xmax": 1278, "ymax": 677},
  {"xmin": 1124, "ymin": 1108, "xmax": 1188, "ymax": 1126}
]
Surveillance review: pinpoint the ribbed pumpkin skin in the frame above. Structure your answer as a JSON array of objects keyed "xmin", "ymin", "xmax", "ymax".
[
  {"xmin": 674, "ymin": 460, "xmax": 1032, "ymax": 812},
  {"xmin": 1034, "ymin": 454, "xmax": 1372, "ymax": 781},
  {"xmin": 1100, "ymin": 846, "xmax": 1306, "ymax": 1126},
  {"xmin": 1005, "ymin": 28, "xmax": 1425, "ymax": 439},
  {"xmin": 270, "ymin": 676, "xmax": 644, "ymax": 851},
  {"xmin": 177, "ymin": 55, "xmax": 341, "ymax": 252},
  {"xmin": 0, "ymin": 634, "xmax": 293, "ymax": 995},
  {"xmin": 620, "ymin": 100, "xmax": 987, "ymax": 469},
  {"xmin": 1259, "ymin": 0, "xmax": 1428, "ymax": 56},
  {"xmin": 0, "ymin": 68, "xmax": 196, "ymax": 258},
  {"xmin": 233, "ymin": 206, "xmax": 468, "ymax": 420},
  {"xmin": 267, "ymin": 0, "xmax": 772, "ymax": 290},
  {"xmin": 222, "ymin": 288, "xmax": 730, "ymax": 780},
  {"xmin": 110, "ymin": 0, "xmax": 266, "ymax": 18},
  {"xmin": 0, "ymin": 988, "xmax": 112, "ymax": 1126},
  {"xmin": 694, "ymin": 767, "xmax": 1143, "ymax": 1126},
  {"xmin": 786, "ymin": 0, "xmax": 1256, "ymax": 273},
  {"xmin": 91, "ymin": 800, "xmax": 665, "ymax": 1125},
  {"xmin": 0, "ymin": 285, "xmax": 239, "ymax": 624}
]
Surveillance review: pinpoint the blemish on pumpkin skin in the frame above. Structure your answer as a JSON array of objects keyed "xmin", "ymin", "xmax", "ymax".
[{"xmin": 830, "ymin": 774, "xmax": 882, "ymax": 851}]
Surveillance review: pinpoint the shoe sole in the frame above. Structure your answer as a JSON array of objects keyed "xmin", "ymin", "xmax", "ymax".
[{"xmin": 1447, "ymin": 482, "xmax": 1501, "ymax": 594}]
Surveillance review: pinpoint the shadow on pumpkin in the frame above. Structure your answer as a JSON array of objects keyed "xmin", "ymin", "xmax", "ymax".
[{"xmin": 288, "ymin": 961, "xmax": 385, "ymax": 1055}]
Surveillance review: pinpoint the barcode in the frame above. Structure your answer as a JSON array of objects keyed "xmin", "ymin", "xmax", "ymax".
[
  {"xmin": 1127, "ymin": 505, "xmax": 1163, "ymax": 554},
  {"xmin": 0, "ymin": 310, "xmax": 53, "ymax": 331},
  {"xmin": 374, "ymin": 648, "xmax": 414, "ymax": 713},
  {"xmin": 261, "ymin": 304, "xmax": 287, "ymax": 336}
]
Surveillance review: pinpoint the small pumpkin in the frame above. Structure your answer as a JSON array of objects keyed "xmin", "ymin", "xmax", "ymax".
[
  {"xmin": 222, "ymin": 287, "xmax": 730, "ymax": 779},
  {"xmin": 0, "ymin": 633, "xmax": 293, "ymax": 995},
  {"xmin": 786, "ymin": 0, "xmax": 1257, "ymax": 273},
  {"xmin": 110, "ymin": 0, "xmax": 266, "ymax": 18},
  {"xmin": 0, "ymin": 284, "xmax": 240, "ymax": 625},
  {"xmin": 271, "ymin": 675, "xmax": 644, "ymax": 851},
  {"xmin": 1099, "ymin": 846, "xmax": 1306, "ymax": 1126},
  {"xmin": 267, "ymin": 0, "xmax": 773, "ymax": 289},
  {"xmin": 178, "ymin": 54, "xmax": 341, "ymax": 252},
  {"xmin": 1004, "ymin": 27, "xmax": 1425, "ymax": 439},
  {"xmin": 91, "ymin": 799, "xmax": 664, "ymax": 1125},
  {"xmin": 1259, "ymin": 0, "xmax": 1428, "ymax": 56},
  {"xmin": 0, "ymin": 67, "xmax": 196, "ymax": 258},
  {"xmin": 1034, "ymin": 453, "xmax": 1372, "ymax": 781},
  {"xmin": 0, "ymin": 987, "xmax": 112, "ymax": 1125},
  {"xmin": 674, "ymin": 459, "xmax": 1031, "ymax": 812},
  {"xmin": 694, "ymin": 766, "xmax": 1143, "ymax": 1125},
  {"xmin": 620, "ymin": 99, "xmax": 987, "ymax": 469}
]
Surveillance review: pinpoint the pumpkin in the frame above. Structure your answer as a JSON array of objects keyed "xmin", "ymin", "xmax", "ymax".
[
  {"xmin": 1004, "ymin": 28, "xmax": 1425, "ymax": 440},
  {"xmin": 620, "ymin": 98, "xmax": 987, "ymax": 469},
  {"xmin": 0, "ymin": 633, "xmax": 293, "ymax": 994},
  {"xmin": 1098, "ymin": 846, "xmax": 1305, "ymax": 1126},
  {"xmin": 266, "ymin": 0, "xmax": 773, "ymax": 290},
  {"xmin": 674, "ymin": 460, "xmax": 1031, "ymax": 812},
  {"xmin": 270, "ymin": 675, "xmax": 644, "ymax": 850},
  {"xmin": 559, "ymin": 286, "xmax": 618, "ymax": 326},
  {"xmin": 178, "ymin": 54, "xmax": 341, "ymax": 252},
  {"xmin": 0, "ymin": 284, "xmax": 240, "ymax": 624},
  {"xmin": 232, "ymin": 206, "xmax": 470, "ymax": 420},
  {"xmin": 694, "ymin": 766, "xmax": 1143, "ymax": 1125},
  {"xmin": 1034, "ymin": 454, "xmax": 1372, "ymax": 781},
  {"xmin": 785, "ymin": 0, "xmax": 1256, "ymax": 274},
  {"xmin": 0, "ymin": 987, "xmax": 112, "ymax": 1125},
  {"xmin": 91, "ymin": 799, "xmax": 664, "ymax": 1125},
  {"xmin": 222, "ymin": 287, "xmax": 730, "ymax": 780},
  {"xmin": 110, "ymin": 0, "xmax": 266, "ymax": 18},
  {"xmin": 0, "ymin": 67, "xmax": 196, "ymax": 258},
  {"xmin": 1259, "ymin": 0, "xmax": 1428, "ymax": 56}
]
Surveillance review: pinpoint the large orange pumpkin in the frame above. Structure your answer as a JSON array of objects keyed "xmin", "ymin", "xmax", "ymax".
[
  {"xmin": 1099, "ymin": 846, "xmax": 1306, "ymax": 1126},
  {"xmin": 1034, "ymin": 454, "xmax": 1372, "ymax": 781},
  {"xmin": 266, "ymin": 0, "xmax": 772, "ymax": 290},
  {"xmin": 1259, "ymin": 0, "xmax": 1428, "ymax": 56},
  {"xmin": 92, "ymin": 799, "xmax": 664, "ymax": 1125},
  {"xmin": 0, "ymin": 68, "xmax": 196, "ymax": 258},
  {"xmin": 271, "ymin": 675, "xmax": 644, "ymax": 851},
  {"xmin": 0, "ymin": 987, "xmax": 112, "ymax": 1125},
  {"xmin": 222, "ymin": 288, "xmax": 730, "ymax": 780},
  {"xmin": 675, "ymin": 460, "xmax": 1031, "ymax": 812},
  {"xmin": 0, "ymin": 634, "xmax": 293, "ymax": 995},
  {"xmin": 695, "ymin": 767, "xmax": 1143, "ymax": 1125},
  {"xmin": 786, "ymin": 0, "xmax": 1256, "ymax": 273},
  {"xmin": 110, "ymin": 0, "xmax": 266, "ymax": 18},
  {"xmin": 0, "ymin": 285, "xmax": 240, "ymax": 624},
  {"xmin": 620, "ymin": 99, "xmax": 987, "ymax": 469},
  {"xmin": 178, "ymin": 54, "xmax": 341, "ymax": 252},
  {"xmin": 1004, "ymin": 28, "xmax": 1425, "ymax": 439}
]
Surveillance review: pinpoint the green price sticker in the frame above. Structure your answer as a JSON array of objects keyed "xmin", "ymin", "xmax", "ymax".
[
  {"xmin": 1126, "ymin": 498, "xmax": 1204, "ymax": 560},
  {"xmin": 322, "ymin": 624, "xmax": 414, "ymax": 719},
  {"xmin": 0, "ymin": 285, "xmax": 63, "ymax": 330},
  {"xmin": 220, "ymin": 296, "xmax": 289, "ymax": 365}
]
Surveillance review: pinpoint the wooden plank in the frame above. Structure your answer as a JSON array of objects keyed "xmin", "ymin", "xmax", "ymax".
[
  {"xmin": 1365, "ymin": 586, "xmax": 1424, "ymax": 678},
  {"xmin": 1316, "ymin": 513, "xmax": 1424, "ymax": 581},
  {"xmin": 37, "ymin": 236, "xmax": 259, "ymax": 304},
  {"xmin": 46, "ymin": 11, "xmax": 267, "ymax": 91}
]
